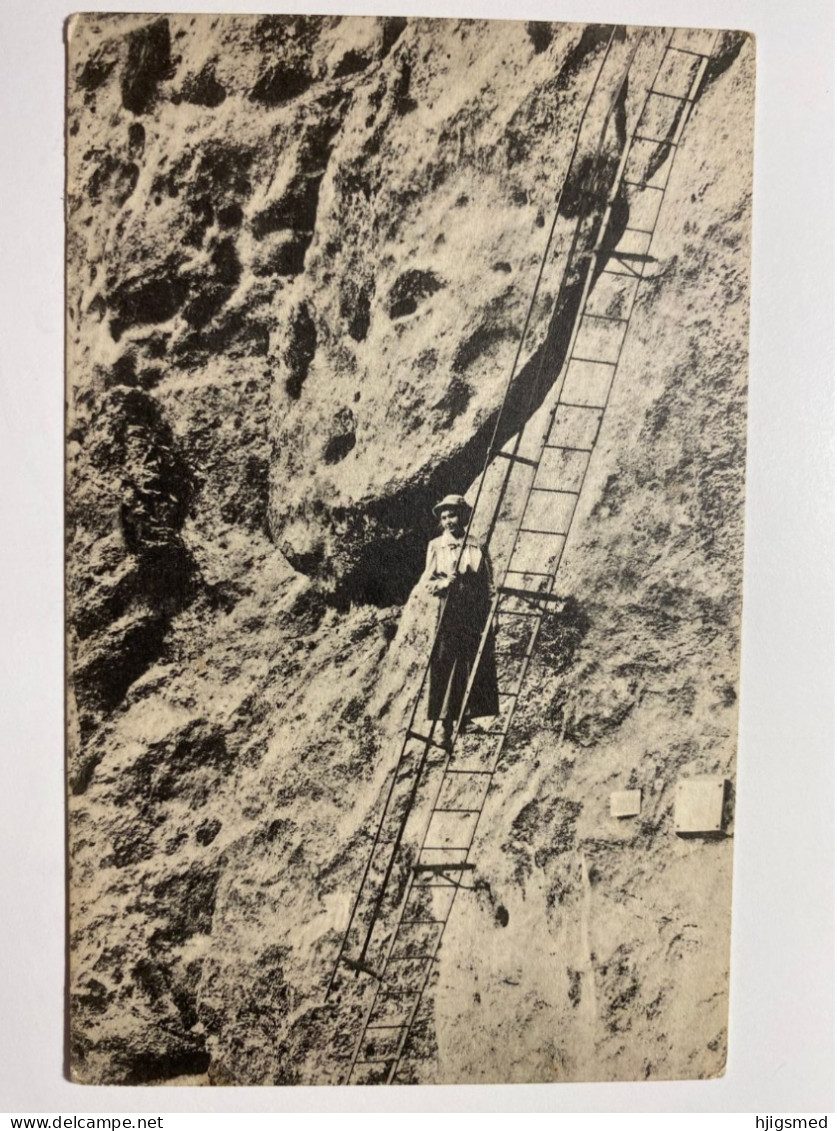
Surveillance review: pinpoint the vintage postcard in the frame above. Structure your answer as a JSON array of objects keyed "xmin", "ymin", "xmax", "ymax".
[{"xmin": 66, "ymin": 13, "xmax": 754, "ymax": 1085}]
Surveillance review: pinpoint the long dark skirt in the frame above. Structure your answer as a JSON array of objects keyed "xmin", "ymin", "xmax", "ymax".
[{"xmin": 427, "ymin": 576, "xmax": 499, "ymax": 721}]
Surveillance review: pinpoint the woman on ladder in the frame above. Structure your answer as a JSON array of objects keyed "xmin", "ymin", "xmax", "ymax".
[{"xmin": 423, "ymin": 494, "xmax": 499, "ymax": 751}]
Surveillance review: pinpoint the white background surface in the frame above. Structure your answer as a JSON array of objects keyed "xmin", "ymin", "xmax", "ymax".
[{"xmin": 0, "ymin": 0, "xmax": 833, "ymax": 1114}]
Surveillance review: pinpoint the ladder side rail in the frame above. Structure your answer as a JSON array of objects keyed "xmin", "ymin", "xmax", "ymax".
[
  {"xmin": 446, "ymin": 28, "xmax": 657, "ymax": 740},
  {"xmin": 494, "ymin": 31, "xmax": 676, "ymax": 586},
  {"xmin": 344, "ymin": 24, "xmax": 670, "ymax": 1033},
  {"xmin": 344, "ymin": 606, "xmax": 533, "ymax": 1080},
  {"xmin": 338, "ymin": 27, "xmax": 721, "ymax": 1066},
  {"xmin": 386, "ymin": 596, "xmax": 557, "ymax": 1084},
  {"xmin": 496, "ymin": 30, "xmax": 681, "ymax": 590},
  {"xmin": 384, "ymin": 28, "xmax": 723, "ymax": 1076},
  {"xmin": 478, "ymin": 28, "xmax": 648, "ymax": 556},
  {"xmin": 328, "ymin": 25, "xmax": 630, "ymax": 999},
  {"xmin": 325, "ymin": 682, "xmax": 441, "ymax": 995},
  {"xmin": 457, "ymin": 24, "xmax": 625, "ymax": 555}
]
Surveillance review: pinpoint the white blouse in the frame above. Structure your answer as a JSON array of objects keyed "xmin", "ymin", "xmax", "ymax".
[{"xmin": 423, "ymin": 532, "xmax": 494, "ymax": 596}]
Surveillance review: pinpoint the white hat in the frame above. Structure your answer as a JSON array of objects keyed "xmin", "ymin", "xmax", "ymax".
[{"xmin": 432, "ymin": 494, "xmax": 471, "ymax": 518}]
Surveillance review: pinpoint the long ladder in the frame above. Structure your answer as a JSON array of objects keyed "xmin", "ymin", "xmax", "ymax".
[
  {"xmin": 333, "ymin": 26, "xmax": 719, "ymax": 1085},
  {"xmin": 325, "ymin": 21, "xmax": 633, "ymax": 997}
]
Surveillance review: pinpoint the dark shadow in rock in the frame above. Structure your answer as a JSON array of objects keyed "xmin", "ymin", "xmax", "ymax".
[
  {"xmin": 219, "ymin": 453, "xmax": 270, "ymax": 532},
  {"xmin": 252, "ymin": 178, "xmax": 321, "ymax": 239},
  {"xmin": 181, "ymin": 239, "xmax": 241, "ymax": 329},
  {"xmin": 196, "ymin": 819, "xmax": 222, "ymax": 847},
  {"xmin": 121, "ymin": 18, "xmax": 173, "ymax": 115},
  {"xmin": 69, "ymin": 388, "xmax": 199, "ymax": 738},
  {"xmin": 193, "ymin": 139, "xmax": 254, "ymax": 198},
  {"xmin": 431, "ymin": 376, "xmax": 471, "ymax": 431},
  {"xmin": 106, "ymin": 351, "xmax": 139, "ymax": 389},
  {"xmin": 109, "ymin": 262, "xmax": 190, "ymax": 341},
  {"xmin": 334, "ymin": 49, "xmax": 371, "ymax": 78},
  {"xmin": 179, "ymin": 63, "xmax": 227, "ymax": 108},
  {"xmin": 322, "ymin": 408, "xmax": 357, "ymax": 465},
  {"xmin": 150, "ymin": 865, "xmax": 220, "ymax": 945},
  {"xmin": 255, "ymin": 237, "xmax": 309, "ymax": 278},
  {"xmin": 556, "ymin": 24, "xmax": 620, "ymax": 94},
  {"xmin": 387, "ymin": 269, "xmax": 444, "ymax": 319},
  {"xmin": 119, "ymin": 1046, "xmax": 210, "ymax": 1087},
  {"xmin": 77, "ymin": 46, "xmax": 116, "ymax": 92},
  {"xmin": 174, "ymin": 310, "xmax": 270, "ymax": 369},
  {"xmin": 526, "ymin": 21, "xmax": 554, "ymax": 55},
  {"xmin": 250, "ymin": 63, "xmax": 312, "ymax": 106},
  {"xmin": 284, "ymin": 302, "xmax": 317, "ymax": 399},
  {"xmin": 87, "ymin": 155, "xmax": 140, "ymax": 209},
  {"xmin": 393, "ymin": 58, "xmax": 417, "ymax": 115},
  {"xmin": 74, "ymin": 609, "xmax": 169, "ymax": 724},
  {"xmin": 127, "ymin": 122, "xmax": 146, "ymax": 157},
  {"xmin": 453, "ymin": 324, "xmax": 513, "ymax": 373},
  {"xmin": 251, "ymin": 110, "xmax": 345, "ymax": 282},
  {"xmin": 340, "ymin": 278, "xmax": 373, "ymax": 342},
  {"xmin": 537, "ymin": 596, "xmax": 592, "ymax": 674},
  {"xmin": 381, "ymin": 16, "xmax": 408, "ymax": 57},
  {"xmin": 701, "ymin": 31, "xmax": 749, "ymax": 92},
  {"xmin": 217, "ymin": 202, "xmax": 243, "ymax": 229}
]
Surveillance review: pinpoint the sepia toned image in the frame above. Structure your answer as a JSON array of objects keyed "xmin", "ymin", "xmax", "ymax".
[{"xmin": 65, "ymin": 13, "xmax": 755, "ymax": 1087}]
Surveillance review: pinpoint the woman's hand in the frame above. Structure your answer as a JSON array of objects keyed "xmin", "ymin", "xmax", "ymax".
[{"xmin": 428, "ymin": 573, "xmax": 452, "ymax": 596}]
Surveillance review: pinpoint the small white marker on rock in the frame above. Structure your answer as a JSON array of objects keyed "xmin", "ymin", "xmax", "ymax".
[
  {"xmin": 610, "ymin": 789, "xmax": 642, "ymax": 818},
  {"xmin": 674, "ymin": 777, "xmax": 728, "ymax": 836}
]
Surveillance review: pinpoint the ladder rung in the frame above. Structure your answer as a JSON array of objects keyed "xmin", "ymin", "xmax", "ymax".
[
  {"xmin": 608, "ymin": 251, "xmax": 653, "ymax": 263},
  {"xmin": 406, "ymin": 729, "xmax": 448, "ymax": 750},
  {"xmin": 623, "ymin": 179, "xmax": 664, "ymax": 192},
  {"xmin": 444, "ymin": 768, "xmax": 493, "ymax": 776},
  {"xmin": 401, "ymin": 919, "xmax": 445, "ymax": 925},
  {"xmin": 583, "ymin": 311, "xmax": 629, "ymax": 323},
  {"xmin": 633, "ymin": 134, "xmax": 678, "ymax": 147},
  {"xmin": 413, "ymin": 862, "xmax": 475, "ymax": 874},
  {"xmin": 388, "ymin": 954, "xmax": 436, "ymax": 962},
  {"xmin": 543, "ymin": 443, "xmax": 593, "ymax": 454},
  {"xmin": 570, "ymin": 356, "xmax": 618, "ymax": 366},
  {"xmin": 504, "ymin": 569, "xmax": 555, "ymax": 577},
  {"xmin": 519, "ymin": 528, "xmax": 568, "ymax": 537},
  {"xmin": 623, "ymin": 225, "xmax": 654, "ymax": 235},
  {"xmin": 341, "ymin": 955, "xmax": 384, "ymax": 980},
  {"xmin": 433, "ymin": 806, "xmax": 481, "ymax": 813},
  {"xmin": 667, "ymin": 45, "xmax": 707, "ymax": 58},
  {"xmin": 648, "ymin": 87, "xmax": 692, "ymax": 103},
  {"xmin": 366, "ymin": 1023, "xmax": 407, "ymax": 1030},
  {"xmin": 529, "ymin": 486, "xmax": 579, "ymax": 496},
  {"xmin": 499, "ymin": 583, "xmax": 564, "ymax": 601},
  {"xmin": 491, "ymin": 448, "xmax": 539, "ymax": 469},
  {"xmin": 558, "ymin": 401, "xmax": 606, "ymax": 412}
]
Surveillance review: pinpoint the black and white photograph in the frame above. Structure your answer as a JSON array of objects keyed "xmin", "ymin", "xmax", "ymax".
[{"xmin": 64, "ymin": 11, "xmax": 757, "ymax": 1088}]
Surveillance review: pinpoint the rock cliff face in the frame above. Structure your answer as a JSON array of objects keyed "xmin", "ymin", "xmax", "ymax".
[{"xmin": 66, "ymin": 14, "xmax": 753, "ymax": 1085}]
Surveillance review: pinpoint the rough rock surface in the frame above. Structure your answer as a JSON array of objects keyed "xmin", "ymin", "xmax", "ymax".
[{"xmin": 66, "ymin": 14, "xmax": 753, "ymax": 1085}]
